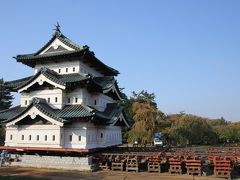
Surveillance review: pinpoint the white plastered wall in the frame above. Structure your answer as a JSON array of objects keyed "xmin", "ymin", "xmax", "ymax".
[
  {"xmin": 5, "ymin": 125, "xmax": 63, "ymax": 148},
  {"xmin": 35, "ymin": 59, "xmax": 104, "ymax": 77},
  {"xmin": 35, "ymin": 60, "xmax": 80, "ymax": 75},
  {"xmin": 81, "ymin": 90, "xmax": 114, "ymax": 112},
  {"xmin": 63, "ymin": 122, "xmax": 87, "ymax": 149},
  {"xmin": 5, "ymin": 120, "xmax": 122, "ymax": 149},
  {"xmin": 63, "ymin": 122, "xmax": 122, "ymax": 149},
  {"xmin": 85, "ymin": 123, "xmax": 122, "ymax": 149},
  {"xmin": 21, "ymin": 89, "xmax": 64, "ymax": 109},
  {"xmin": 65, "ymin": 88, "xmax": 84, "ymax": 105}
]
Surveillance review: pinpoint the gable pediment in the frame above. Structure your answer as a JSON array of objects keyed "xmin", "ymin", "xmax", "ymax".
[
  {"xmin": 6, "ymin": 106, "xmax": 64, "ymax": 127},
  {"xmin": 44, "ymin": 45, "xmax": 68, "ymax": 54},
  {"xmin": 39, "ymin": 38, "xmax": 75, "ymax": 55},
  {"xmin": 18, "ymin": 73, "xmax": 66, "ymax": 93},
  {"xmin": 16, "ymin": 115, "xmax": 52, "ymax": 125}
]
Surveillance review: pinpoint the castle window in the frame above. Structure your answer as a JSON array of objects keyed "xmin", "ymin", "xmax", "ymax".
[
  {"xmin": 25, "ymin": 100, "xmax": 28, "ymax": 105},
  {"xmin": 69, "ymin": 135, "xmax": 72, "ymax": 142},
  {"xmin": 100, "ymin": 133, "xmax": 103, "ymax": 138},
  {"xmin": 73, "ymin": 67, "xmax": 75, "ymax": 72},
  {"xmin": 10, "ymin": 135, "xmax": 13, "ymax": 140},
  {"xmin": 29, "ymin": 135, "xmax": 31, "ymax": 141},
  {"xmin": 37, "ymin": 135, "xmax": 39, "ymax": 141},
  {"xmin": 68, "ymin": 98, "xmax": 71, "ymax": 103},
  {"xmin": 66, "ymin": 68, "xmax": 68, "ymax": 73},
  {"xmin": 58, "ymin": 69, "xmax": 61, "ymax": 73},
  {"xmin": 45, "ymin": 135, "xmax": 47, "ymax": 141},
  {"xmin": 55, "ymin": 97, "xmax": 58, "ymax": 103},
  {"xmin": 94, "ymin": 100, "xmax": 97, "ymax": 105},
  {"xmin": 75, "ymin": 97, "xmax": 78, "ymax": 103},
  {"xmin": 47, "ymin": 98, "xmax": 50, "ymax": 103},
  {"xmin": 22, "ymin": 135, "xmax": 24, "ymax": 140},
  {"xmin": 52, "ymin": 135, "xmax": 55, "ymax": 141},
  {"xmin": 78, "ymin": 136, "xmax": 81, "ymax": 141}
]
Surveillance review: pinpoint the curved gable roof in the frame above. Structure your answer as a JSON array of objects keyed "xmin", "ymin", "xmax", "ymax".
[{"xmin": 15, "ymin": 29, "xmax": 119, "ymax": 76}]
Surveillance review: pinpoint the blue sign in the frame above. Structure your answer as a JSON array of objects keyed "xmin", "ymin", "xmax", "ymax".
[{"xmin": 154, "ymin": 133, "xmax": 161, "ymax": 139}]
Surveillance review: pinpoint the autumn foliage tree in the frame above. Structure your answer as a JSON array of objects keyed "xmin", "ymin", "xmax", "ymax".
[
  {"xmin": 122, "ymin": 91, "xmax": 165, "ymax": 145},
  {"xmin": 122, "ymin": 89, "xmax": 240, "ymax": 146},
  {"xmin": 127, "ymin": 102, "xmax": 164, "ymax": 145}
]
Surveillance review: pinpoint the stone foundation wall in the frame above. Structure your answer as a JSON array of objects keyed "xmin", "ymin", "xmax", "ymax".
[{"xmin": 10, "ymin": 154, "xmax": 95, "ymax": 171}]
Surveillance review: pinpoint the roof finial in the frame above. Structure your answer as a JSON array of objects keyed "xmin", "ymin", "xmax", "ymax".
[{"xmin": 53, "ymin": 22, "xmax": 61, "ymax": 36}]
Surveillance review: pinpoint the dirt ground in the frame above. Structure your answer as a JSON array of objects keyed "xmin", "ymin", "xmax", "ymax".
[{"xmin": 0, "ymin": 167, "xmax": 238, "ymax": 180}]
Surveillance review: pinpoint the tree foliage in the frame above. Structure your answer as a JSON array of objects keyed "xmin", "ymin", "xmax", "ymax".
[
  {"xmin": 127, "ymin": 102, "xmax": 164, "ymax": 145},
  {"xmin": 122, "ymin": 89, "xmax": 240, "ymax": 146},
  {"xmin": 122, "ymin": 90, "xmax": 157, "ymax": 118},
  {"xmin": 0, "ymin": 78, "xmax": 13, "ymax": 145},
  {"xmin": 0, "ymin": 78, "xmax": 13, "ymax": 111},
  {"xmin": 167, "ymin": 114, "xmax": 217, "ymax": 146},
  {"xmin": 122, "ymin": 91, "xmax": 165, "ymax": 145}
]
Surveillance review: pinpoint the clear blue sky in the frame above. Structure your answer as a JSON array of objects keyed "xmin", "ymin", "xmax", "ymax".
[{"xmin": 0, "ymin": 1, "xmax": 240, "ymax": 121}]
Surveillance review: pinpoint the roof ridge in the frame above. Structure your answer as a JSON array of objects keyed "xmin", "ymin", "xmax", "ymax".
[
  {"xmin": 34, "ymin": 34, "xmax": 57, "ymax": 56},
  {"xmin": 58, "ymin": 34, "xmax": 82, "ymax": 50}
]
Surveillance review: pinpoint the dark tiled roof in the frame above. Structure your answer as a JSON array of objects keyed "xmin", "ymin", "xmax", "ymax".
[
  {"xmin": 15, "ymin": 30, "xmax": 119, "ymax": 76},
  {"xmin": 5, "ymin": 76, "xmax": 33, "ymax": 89},
  {"xmin": 34, "ymin": 31, "xmax": 82, "ymax": 56},
  {"xmin": 0, "ymin": 106, "xmax": 27, "ymax": 121},
  {"xmin": 55, "ymin": 104, "xmax": 94, "ymax": 119},
  {"xmin": 92, "ymin": 76, "xmax": 115, "ymax": 91},
  {"xmin": 16, "ymin": 49, "xmax": 84, "ymax": 60},
  {"xmin": 4, "ymin": 68, "xmax": 123, "ymax": 100},
  {"xmin": 0, "ymin": 98, "xmax": 129, "ymax": 127},
  {"xmin": 0, "ymin": 98, "xmax": 67, "ymax": 124},
  {"xmin": 4, "ymin": 67, "xmax": 88, "ymax": 91}
]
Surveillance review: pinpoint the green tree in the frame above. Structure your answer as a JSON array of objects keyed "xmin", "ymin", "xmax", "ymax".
[
  {"xmin": 0, "ymin": 78, "xmax": 13, "ymax": 111},
  {"xmin": 0, "ymin": 78, "xmax": 13, "ymax": 145},
  {"xmin": 214, "ymin": 122, "xmax": 240, "ymax": 144},
  {"xmin": 207, "ymin": 117, "xmax": 228, "ymax": 127},
  {"xmin": 169, "ymin": 114, "xmax": 217, "ymax": 146}
]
